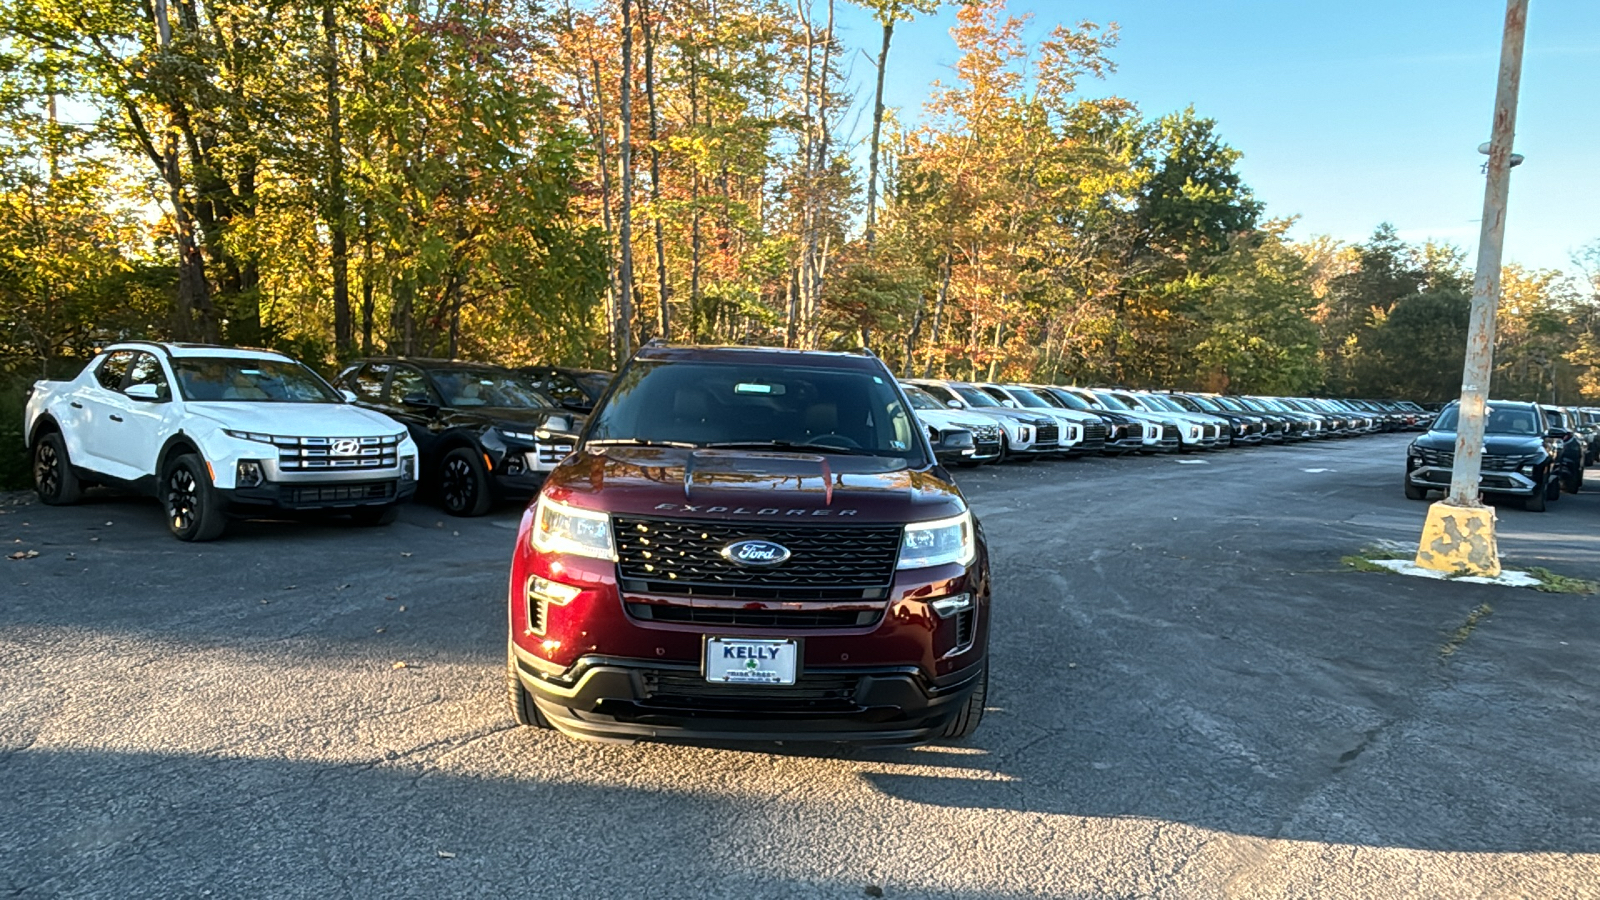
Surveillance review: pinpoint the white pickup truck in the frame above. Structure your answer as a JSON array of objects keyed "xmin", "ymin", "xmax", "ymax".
[{"xmin": 24, "ymin": 341, "xmax": 419, "ymax": 541}]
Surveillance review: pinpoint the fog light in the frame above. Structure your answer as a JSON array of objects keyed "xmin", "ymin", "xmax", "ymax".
[
  {"xmin": 401, "ymin": 456, "xmax": 416, "ymax": 481},
  {"xmin": 930, "ymin": 593, "xmax": 973, "ymax": 618},
  {"xmin": 236, "ymin": 459, "xmax": 264, "ymax": 488}
]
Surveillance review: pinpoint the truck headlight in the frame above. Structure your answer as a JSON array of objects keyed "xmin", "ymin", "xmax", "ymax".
[
  {"xmin": 530, "ymin": 495, "xmax": 615, "ymax": 560},
  {"xmin": 898, "ymin": 511, "xmax": 976, "ymax": 570}
]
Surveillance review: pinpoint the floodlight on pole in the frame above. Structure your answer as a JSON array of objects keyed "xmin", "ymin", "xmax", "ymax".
[{"xmin": 1414, "ymin": 0, "xmax": 1529, "ymax": 578}]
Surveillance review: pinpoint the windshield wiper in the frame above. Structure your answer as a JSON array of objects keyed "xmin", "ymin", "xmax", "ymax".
[
  {"xmin": 586, "ymin": 438, "xmax": 700, "ymax": 449},
  {"xmin": 699, "ymin": 440, "xmax": 877, "ymax": 456}
]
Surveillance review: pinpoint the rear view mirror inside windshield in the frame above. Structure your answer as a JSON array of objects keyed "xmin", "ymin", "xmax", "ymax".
[{"xmin": 734, "ymin": 382, "xmax": 785, "ymax": 395}]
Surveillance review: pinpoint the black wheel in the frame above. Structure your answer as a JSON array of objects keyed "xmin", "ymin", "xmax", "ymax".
[
  {"xmin": 1404, "ymin": 477, "xmax": 1428, "ymax": 501},
  {"xmin": 939, "ymin": 659, "xmax": 988, "ymax": 741},
  {"xmin": 995, "ymin": 434, "xmax": 1010, "ymax": 464},
  {"xmin": 350, "ymin": 504, "xmax": 399, "ymax": 527},
  {"xmin": 1548, "ymin": 473, "xmax": 1563, "ymax": 502},
  {"xmin": 163, "ymin": 453, "xmax": 227, "ymax": 542},
  {"xmin": 1566, "ymin": 464, "xmax": 1583, "ymax": 494},
  {"xmin": 439, "ymin": 447, "xmax": 492, "ymax": 517},
  {"xmin": 33, "ymin": 432, "xmax": 83, "ymax": 505},
  {"xmin": 508, "ymin": 642, "xmax": 552, "ymax": 729}
]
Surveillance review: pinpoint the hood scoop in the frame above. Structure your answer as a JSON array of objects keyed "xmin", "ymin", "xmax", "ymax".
[{"xmin": 683, "ymin": 450, "xmax": 833, "ymax": 505}]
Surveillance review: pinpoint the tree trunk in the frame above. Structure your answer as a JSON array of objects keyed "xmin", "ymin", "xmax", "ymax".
[
  {"xmin": 151, "ymin": 0, "xmax": 216, "ymax": 343},
  {"xmin": 865, "ymin": 19, "xmax": 892, "ymax": 252},
  {"xmin": 615, "ymin": 0, "xmax": 637, "ymax": 362},
  {"xmin": 688, "ymin": 41, "xmax": 704, "ymax": 341},
  {"xmin": 923, "ymin": 250, "xmax": 952, "ymax": 377},
  {"xmin": 641, "ymin": 0, "xmax": 669, "ymax": 341},
  {"xmin": 324, "ymin": 0, "xmax": 351, "ymax": 357}
]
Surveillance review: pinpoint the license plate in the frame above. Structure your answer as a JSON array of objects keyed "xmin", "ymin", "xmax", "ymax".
[{"xmin": 704, "ymin": 637, "xmax": 798, "ymax": 685}]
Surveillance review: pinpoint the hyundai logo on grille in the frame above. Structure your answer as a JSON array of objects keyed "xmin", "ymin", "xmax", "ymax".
[
  {"xmin": 720, "ymin": 539, "xmax": 792, "ymax": 567},
  {"xmin": 332, "ymin": 439, "xmax": 361, "ymax": 456}
]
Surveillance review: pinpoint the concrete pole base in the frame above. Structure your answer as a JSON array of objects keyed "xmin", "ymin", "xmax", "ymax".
[{"xmin": 1415, "ymin": 500, "xmax": 1501, "ymax": 578}]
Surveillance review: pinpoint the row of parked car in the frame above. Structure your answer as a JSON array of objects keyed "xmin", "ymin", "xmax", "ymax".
[
  {"xmin": 22, "ymin": 342, "xmax": 615, "ymax": 539},
  {"xmin": 23, "ymin": 339, "xmax": 1433, "ymax": 540},
  {"xmin": 901, "ymin": 379, "xmax": 1431, "ymax": 467}
]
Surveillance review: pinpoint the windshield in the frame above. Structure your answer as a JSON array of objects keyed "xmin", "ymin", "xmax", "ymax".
[
  {"xmin": 954, "ymin": 386, "xmax": 1003, "ymax": 408},
  {"xmin": 1167, "ymin": 394, "xmax": 1206, "ymax": 412},
  {"xmin": 586, "ymin": 360, "xmax": 926, "ymax": 463},
  {"xmin": 1431, "ymin": 405, "xmax": 1541, "ymax": 435},
  {"xmin": 1005, "ymin": 387, "xmax": 1053, "ymax": 409},
  {"xmin": 433, "ymin": 368, "xmax": 554, "ymax": 408},
  {"xmin": 1090, "ymin": 391, "xmax": 1131, "ymax": 411},
  {"xmin": 1042, "ymin": 388, "xmax": 1091, "ymax": 411},
  {"xmin": 902, "ymin": 385, "xmax": 942, "ymax": 411},
  {"xmin": 173, "ymin": 357, "xmax": 341, "ymax": 403},
  {"xmin": 1143, "ymin": 395, "xmax": 1182, "ymax": 412}
]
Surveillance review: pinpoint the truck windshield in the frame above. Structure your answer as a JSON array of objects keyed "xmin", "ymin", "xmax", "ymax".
[
  {"xmin": 173, "ymin": 358, "xmax": 340, "ymax": 403},
  {"xmin": 432, "ymin": 367, "xmax": 554, "ymax": 408},
  {"xmin": 1431, "ymin": 406, "xmax": 1540, "ymax": 435},
  {"xmin": 587, "ymin": 360, "xmax": 928, "ymax": 464},
  {"xmin": 953, "ymin": 386, "xmax": 1003, "ymax": 408}
]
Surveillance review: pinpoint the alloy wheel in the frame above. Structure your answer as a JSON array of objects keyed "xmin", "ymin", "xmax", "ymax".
[
  {"xmin": 34, "ymin": 443, "xmax": 60, "ymax": 498},
  {"xmin": 441, "ymin": 456, "xmax": 476, "ymax": 513},
  {"xmin": 167, "ymin": 468, "xmax": 199, "ymax": 534}
]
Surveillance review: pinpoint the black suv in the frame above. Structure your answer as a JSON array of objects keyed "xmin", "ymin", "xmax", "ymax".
[
  {"xmin": 338, "ymin": 358, "xmax": 583, "ymax": 516},
  {"xmin": 519, "ymin": 365, "xmax": 614, "ymax": 414},
  {"xmin": 1405, "ymin": 400, "xmax": 1566, "ymax": 511}
]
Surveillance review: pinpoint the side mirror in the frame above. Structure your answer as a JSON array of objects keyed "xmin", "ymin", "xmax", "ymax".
[
  {"xmin": 1001, "ymin": 400, "xmax": 1017, "ymax": 408},
  {"xmin": 936, "ymin": 428, "xmax": 976, "ymax": 454},
  {"xmin": 1547, "ymin": 428, "xmax": 1572, "ymax": 440},
  {"xmin": 339, "ymin": 389, "xmax": 358, "ymax": 403},
  {"xmin": 946, "ymin": 400, "xmax": 962, "ymax": 409},
  {"xmin": 402, "ymin": 392, "xmax": 440, "ymax": 414},
  {"xmin": 560, "ymin": 397, "xmax": 593, "ymax": 413},
  {"xmin": 125, "ymin": 383, "xmax": 166, "ymax": 402}
]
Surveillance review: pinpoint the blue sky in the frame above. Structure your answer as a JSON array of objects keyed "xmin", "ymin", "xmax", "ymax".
[{"xmin": 830, "ymin": 1, "xmax": 1599, "ymax": 275}]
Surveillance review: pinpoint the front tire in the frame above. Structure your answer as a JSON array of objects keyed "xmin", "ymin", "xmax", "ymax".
[
  {"xmin": 1404, "ymin": 477, "xmax": 1428, "ymax": 501},
  {"xmin": 939, "ymin": 660, "xmax": 988, "ymax": 740},
  {"xmin": 1525, "ymin": 481, "xmax": 1548, "ymax": 512},
  {"xmin": 508, "ymin": 643, "xmax": 552, "ymax": 729},
  {"xmin": 163, "ymin": 453, "xmax": 227, "ymax": 542},
  {"xmin": 33, "ymin": 432, "xmax": 83, "ymax": 505},
  {"xmin": 439, "ymin": 447, "xmax": 493, "ymax": 517}
]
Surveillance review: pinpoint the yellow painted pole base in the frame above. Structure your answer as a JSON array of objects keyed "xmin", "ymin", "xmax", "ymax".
[{"xmin": 1415, "ymin": 500, "xmax": 1501, "ymax": 578}]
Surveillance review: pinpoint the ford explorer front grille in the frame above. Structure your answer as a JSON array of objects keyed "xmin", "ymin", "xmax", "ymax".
[{"xmin": 612, "ymin": 516, "xmax": 903, "ymax": 598}]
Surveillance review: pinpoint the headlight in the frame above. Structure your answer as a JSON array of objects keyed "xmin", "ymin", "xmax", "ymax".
[
  {"xmin": 530, "ymin": 495, "xmax": 615, "ymax": 560},
  {"xmin": 500, "ymin": 429, "xmax": 537, "ymax": 442},
  {"xmin": 224, "ymin": 429, "xmax": 276, "ymax": 444},
  {"xmin": 898, "ymin": 511, "xmax": 976, "ymax": 570}
]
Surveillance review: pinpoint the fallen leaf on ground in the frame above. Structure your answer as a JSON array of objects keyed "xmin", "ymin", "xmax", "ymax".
[
  {"xmin": 400, "ymin": 552, "xmax": 412, "ymax": 558},
  {"xmin": 392, "ymin": 661, "xmax": 408, "ymax": 670},
  {"xmin": 436, "ymin": 851, "xmax": 456, "ymax": 859}
]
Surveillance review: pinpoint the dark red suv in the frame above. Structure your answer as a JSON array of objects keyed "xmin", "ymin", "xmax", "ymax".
[{"xmin": 506, "ymin": 344, "xmax": 990, "ymax": 745}]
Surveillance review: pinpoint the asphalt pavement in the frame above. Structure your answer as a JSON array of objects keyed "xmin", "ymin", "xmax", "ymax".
[{"xmin": 2, "ymin": 434, "xmax": 1597, "ymax": 898}]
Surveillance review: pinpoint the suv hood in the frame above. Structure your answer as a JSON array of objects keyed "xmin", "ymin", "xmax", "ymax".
[
  {"xmin": 1414, "ymin": 431, "xmax": 1544, "ymax": 456},
  {"xmin": 544, "ymin": 446, "xmax": 965, "ymax": 525},
  {"xmin": 187, "ymin": 402, "xmax": 404, "ymax": 437}
]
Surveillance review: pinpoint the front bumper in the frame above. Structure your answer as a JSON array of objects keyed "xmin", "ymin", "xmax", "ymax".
[
  {"xmin": 512, "ymin": 651, "xmax": 986, "ymax": 744},
  {"xmin": 224, "ymin": 476, "xmax": 416, "ymax": 510},
  {"xmin": 1407, "ymin": 465, "xmax": 1538, "ymax": 496}
]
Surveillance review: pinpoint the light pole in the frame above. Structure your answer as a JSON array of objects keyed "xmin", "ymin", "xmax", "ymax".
[{"xmin": 1414, "ymin": 0, "xmax": 1529, "ymax": 577}]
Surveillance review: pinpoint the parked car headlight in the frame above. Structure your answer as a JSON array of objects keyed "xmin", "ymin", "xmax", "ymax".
[
  {"xmin": 530, "ymin": 495, "xmax": 615, "ymax": 560},
  {"xmin": 898, "ymin": 511, "xmax": 976, "ymax": 569},
  {"xmin": 224, "ymin": 429, "xmax": 276, "ymax": 444}
]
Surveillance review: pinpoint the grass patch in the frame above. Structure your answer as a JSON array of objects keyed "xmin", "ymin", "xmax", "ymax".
[
  {"xmin": 1441, "ymin": 603, "xmax": 1494, "ymax": 658},
  {"xmin": 1524, "ymin": 567, "xmax": 1600, "ymax": 595},
  {"xmin": 1341, "ymin": 555, "xmax": 1391, "ymax": 573},
  {"xmin": 1342, "ymin": 544, "xmax": 1412, "ymax": 573}
]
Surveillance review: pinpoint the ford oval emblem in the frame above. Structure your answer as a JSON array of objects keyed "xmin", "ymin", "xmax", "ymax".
[{"xmin": 720, "ymin": 539, "xmax": 792, "ymax": 567}]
